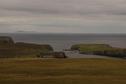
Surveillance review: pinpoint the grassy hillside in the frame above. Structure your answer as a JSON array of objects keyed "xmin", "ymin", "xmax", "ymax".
[
  {"xmin": 71, "ymin": 44, "xmax": 112, "ymax": 52},
  {"xmin": 15, "ymin": 42, "xmax": 53, "ymax": 52},
  {"xmin": 71, "ymin": 44, "xmax": 126, "ymax": 58},
  {"xmin": 0, "ymin": 36, "xmax": 54, "ymax": 58},
  {"xmin": 0, "ymin": 58, "xmax": 126, "ymax": 84},
  {"xmin": 0, "ymin": 41, "xmax": 53, "ymax": 58}
]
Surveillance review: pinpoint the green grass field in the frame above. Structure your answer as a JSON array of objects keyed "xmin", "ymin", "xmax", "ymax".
[
  {"xmin": 0, "ymin": 58, "xmax": 126, "ymax": 84},
  {"xmin": 71, "ymin": 44, "xmax": 115, "ymax": 52}
]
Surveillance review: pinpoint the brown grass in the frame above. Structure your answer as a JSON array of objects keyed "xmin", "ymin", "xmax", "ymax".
[{"xmin": 0, "ymin": 58, "xmax": 126, "ymax": 84}]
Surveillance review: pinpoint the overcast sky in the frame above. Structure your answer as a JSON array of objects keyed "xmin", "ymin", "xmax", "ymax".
[{"xmin": 0, "ymin": 0, "xmax": 126, "ymax": 33}]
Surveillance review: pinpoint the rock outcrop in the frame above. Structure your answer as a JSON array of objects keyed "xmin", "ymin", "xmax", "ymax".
[{"xmin": 37, "ymin": 52, "xmax": 67, "ymax": 58}]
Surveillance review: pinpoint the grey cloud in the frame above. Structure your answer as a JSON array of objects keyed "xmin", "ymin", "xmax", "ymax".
[
  {"xmin": 0, "ymin": 0, "xmax": 126, "ymax": 33},
  {"xmin": 0, "ymin": 0, "xmax": 126, "ymax": 16}
]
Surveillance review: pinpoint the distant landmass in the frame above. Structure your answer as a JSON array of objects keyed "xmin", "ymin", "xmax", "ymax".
[{"xmin": 16, "ymin": 30, "xmax": 39, "ymax": 34}]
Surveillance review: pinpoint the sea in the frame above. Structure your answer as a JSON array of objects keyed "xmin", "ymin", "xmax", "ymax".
[
  {"xmin": 1, "ymin": 33, "xmax": 126, "ymax": 58},
  {"xmin": 0, "ymin": 33, "xmax": 126, "ymax": 51}
]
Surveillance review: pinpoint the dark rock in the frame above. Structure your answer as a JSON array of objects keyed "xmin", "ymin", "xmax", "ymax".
[{"xmin": 38, "ymin": 52, "xmax": 67, "ymax": 58}]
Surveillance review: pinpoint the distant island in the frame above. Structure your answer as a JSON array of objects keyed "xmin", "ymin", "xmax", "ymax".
[{"xmin": 16, "ymin": 30, "xmax": 39, "ymax": 34}]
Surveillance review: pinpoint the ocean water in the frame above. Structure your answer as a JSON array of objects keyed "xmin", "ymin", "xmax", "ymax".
[{"xmin": 0, "ymin": 33, "xmax": 126, "ymax": 51}]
